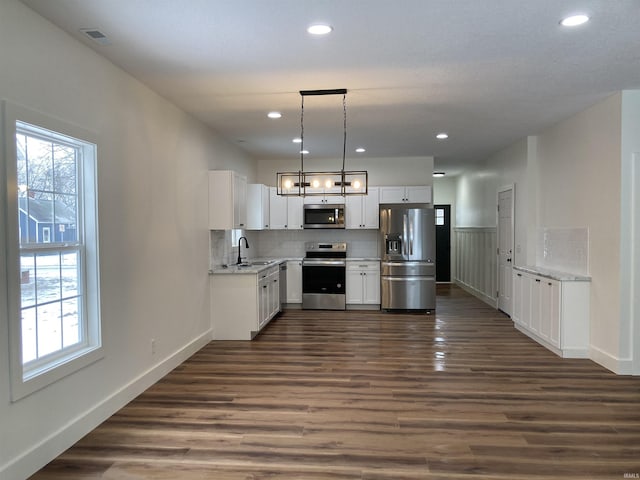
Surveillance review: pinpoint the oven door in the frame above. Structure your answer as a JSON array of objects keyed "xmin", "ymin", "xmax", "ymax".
[{"xmin": 302, "ymin": 259, "xmax": 346, "ymax": 310}]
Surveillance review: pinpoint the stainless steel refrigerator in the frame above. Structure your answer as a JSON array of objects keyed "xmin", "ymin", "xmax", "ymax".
[{"xmin": 380, "ymin": 205, "xmax": 436, "ymax": 311}]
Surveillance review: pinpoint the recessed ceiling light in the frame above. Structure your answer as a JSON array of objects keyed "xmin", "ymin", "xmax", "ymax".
[
  {"xmin": 292, "ymin": 138, "xmax": 302, "ymax": 143},
  {"xmin": 355, "ymin": 148, "xmax": 366, "ymax": 153},
  {"xmin": 436, "ymin": 133, "xmax": 449, "ymax": 140},
  {"xmin": 267, "ymin": 111, "xmax": 282, "ymax": 119},
  {"xmin": 560, "ymin": 14, "xmax": 590, "ymax": 27},
  {"xmin": 300, "ymin": 150, "xmax": 309, "ymax": 155},
  {"xmin": 307, "ymin": 24, "xmax": 333, "ymax": 35},
  {"xmin": 433, "ymin": 172, "xmax": 446, "ymax": 177}
]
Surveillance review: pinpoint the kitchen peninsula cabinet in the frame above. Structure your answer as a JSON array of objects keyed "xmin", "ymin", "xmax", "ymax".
[
  {"xmin": 269, "ymin": 187, "xmax": 303, "ymax": 229},
  {"xmin": 512, "ymin": 266, "xmax": 590, "ymax": 358},
  {"xmin": 211, "ymin": 264, "xmax": 280, "ymax": 340},
  {"xmin": 345, "ymin": 187, "xmax": 379, "ymax": 229},
  {"xmin": 208, "ymin": 170, "xmax": 247, "ymax": 229},
  {"xmin": 379, "ymin": 185, "xmax": 431, "ymax": 204}
]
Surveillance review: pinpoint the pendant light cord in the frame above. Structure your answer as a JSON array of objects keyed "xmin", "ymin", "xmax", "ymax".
[
  {"xmin": 342, "ymin": 92, "xmax": 347, "ymax": 172},
  {"xmin": 300, "ymin": 94, "xmax": 305, "ymax": 173}
]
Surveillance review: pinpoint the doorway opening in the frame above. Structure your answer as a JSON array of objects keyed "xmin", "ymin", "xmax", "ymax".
[{"xmin": 435, "ymin": 204, "xmax": 451, "ymax": 282}]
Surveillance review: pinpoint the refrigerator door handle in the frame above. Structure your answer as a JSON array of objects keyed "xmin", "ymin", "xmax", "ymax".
[
  {"xmin": 402, "ymin": 213, "xmax": 408, "ymax": 256},
  {"xmin": 409, "ymin": 212, "xmax": 414, "ymax": 256}
]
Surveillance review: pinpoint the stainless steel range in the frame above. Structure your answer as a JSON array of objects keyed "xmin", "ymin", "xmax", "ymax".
[{"xmin": 302, "ymin": 242, "xmax": 347, "ymax": 310}]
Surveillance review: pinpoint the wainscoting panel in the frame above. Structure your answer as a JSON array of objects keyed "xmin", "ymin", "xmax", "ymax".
[{"xmin": 454, "ymin": 227, "xmax": 497, "ymax": 307}]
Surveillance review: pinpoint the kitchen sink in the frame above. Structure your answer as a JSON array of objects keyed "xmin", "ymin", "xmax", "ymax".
[{"xmin": 237, "ymin": 260, "xmax": 275, "ymax": 267}]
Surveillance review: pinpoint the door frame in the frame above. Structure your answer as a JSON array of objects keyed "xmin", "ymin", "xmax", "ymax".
[
  {"xmin": 434, "ymin": 204, "xmax": 451, "ymax": 283},
  {"xmin": 497, "ymin": 184, "xmax": 515, "ymax": 315},
  {"xmin": 631, "ymin": 153, "xmax": 640, "ymax": 375}
]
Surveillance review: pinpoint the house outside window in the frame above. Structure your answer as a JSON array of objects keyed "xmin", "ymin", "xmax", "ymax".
[{"xmin": 4, "ymin": 102, "xmax": 102, "ymax": 401}]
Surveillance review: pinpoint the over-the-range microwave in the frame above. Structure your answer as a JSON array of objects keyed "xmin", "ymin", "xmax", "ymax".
[{"xmin": 303, "ymin": 204, "xmax": 345, "ymax": 229}]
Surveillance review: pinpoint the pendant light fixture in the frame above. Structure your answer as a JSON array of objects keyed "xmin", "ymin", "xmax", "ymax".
[{"xmin": 276, "ymin": 88, "xmax": 368, "ymax": 196}]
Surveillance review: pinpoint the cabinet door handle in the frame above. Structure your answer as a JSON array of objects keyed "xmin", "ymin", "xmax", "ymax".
[
  {"xmin": 517, "ymin": 273, "xmax": 522, "ymax": 277},
  {"xmin": 535, "ymin": 279, "xmax": 541, "ymax": 283}
]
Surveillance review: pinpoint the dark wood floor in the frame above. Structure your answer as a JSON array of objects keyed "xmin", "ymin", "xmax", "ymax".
[{"xmin": 30, "ymin": 285, "xmax": 640, "ymax": 479}]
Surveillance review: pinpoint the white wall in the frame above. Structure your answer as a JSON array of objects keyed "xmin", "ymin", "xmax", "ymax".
[
  {"xmin": 0, "ymin": 1, "xmax": 255, "ymax": 477},
  {"xmin": 451, "ymin": 138, "xmax": 529, "ymax": 304},
  {"xmin": 256, "ymin": 156, "xmax": 434, "ymax": 187},
  {"xmin": 619, "ymin": 91, "xmax": 640, "ymax": 375},
  {"xmin": 536, "ymin": 93, "xmax": 622, "ymax": 371}
]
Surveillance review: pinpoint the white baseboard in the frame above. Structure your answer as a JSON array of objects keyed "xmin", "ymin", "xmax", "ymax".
[
  {"xmin": 455, "ymin": 279, "xmax": 498, "ymax": 308},
  {"xmin": 1, "ymin": 330, "xmax": 212, "ymax": 480},
  {"xmin": 589, "ymin": 344, "xmax": 634, "ymax": 375}
]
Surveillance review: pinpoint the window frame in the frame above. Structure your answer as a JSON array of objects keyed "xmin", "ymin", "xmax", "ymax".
[{"xmin": 3, "ymin": 101, "xmax": 103, "ymax": 401}]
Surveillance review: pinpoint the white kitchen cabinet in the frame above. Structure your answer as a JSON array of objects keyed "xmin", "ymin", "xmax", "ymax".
[
  {"xmin": 540, "ymin": 278, "xmax": 560, "ymax": 346},
  {"xmin": 286, "ymin": 260, "xmax": 303, "ymax": 304},
  {"xmin": 269, "ymin": 187, "xmax": 303, "ymax": 230},
  {"xmin": 287, "ymin": 196, "xmax": 303, "ymax": 230},
  {"xmin": 303, "ymin": 188, "xmax": 345, "ymax": 205},
  {"xmin": 379, "ymin": 185, "xmax": 432, "ymax": 204},
  {"xmin": 529, "ymin": 276, "xmax": 541, "ymax": 335},
  {"xmin": 259, "ymin": 266, "xmax": 280, "ymax": 329},
  {"xmin": 512, "ymin": 268, "xmax": 589, "ymax": 358},
  {"xmin": 246, "ymin": 184, "xmax": 270, "ymax": 230},
  {"xmin": 512, "ymin": 271, "xmax": 525, "ymax": 327},
  {"xmin": 345, "ymin": 187, "xmax": 379, "ymax": 229},
  {"xmin": 346, "ymin": 261, "xmax": 380, "ymax": 307},
  {"xmin": 211, "ymin": 265, "xmax": 280, "ymax": 340},
  {"xmin": 208, "ymin": 170, "xmax": 247, "ymax": 230}
]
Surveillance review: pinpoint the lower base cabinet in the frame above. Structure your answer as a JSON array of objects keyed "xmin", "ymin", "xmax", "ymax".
[
  {"xmin": 346, "ymin": 261, "xmax": 380, "ymax": 307},
  {"xmin": 211, "ymin": 266, "xmax": 280, "ymax": 340},
  {"xmin": 512, "ymin": 269, "xmax": 589, "ymax": 358},
  {"xmin": 285, "ymin": 260, "xmax": 302, "ymax": 305}
]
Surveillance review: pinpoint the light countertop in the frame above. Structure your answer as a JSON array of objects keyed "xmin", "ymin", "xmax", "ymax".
[
  {"xmin": 514, "ymin": 265, "xmax": 591, "ymax": 282},
  {"xmin": 210, "ymin": 256, "xmax": 380, "ymax": 274}
]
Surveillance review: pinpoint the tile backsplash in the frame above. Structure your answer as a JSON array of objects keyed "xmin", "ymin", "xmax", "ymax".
[
  {"xmin": 210, "ymin": 229, "xmax": 379, "ymax": 268},
  {"xmin": 537, "ymin": 227, "xmax": 589, "ymax": 275}
]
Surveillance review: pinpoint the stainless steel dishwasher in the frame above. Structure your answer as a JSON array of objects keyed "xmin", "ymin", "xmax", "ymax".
[{"xmin": 279, "ymin": 262, "xmax": 287, "ymax": 305}]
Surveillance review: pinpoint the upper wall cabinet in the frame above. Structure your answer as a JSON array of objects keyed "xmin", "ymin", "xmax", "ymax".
[
  {"xmin": 379, "ymin": 185, "xmax": 432, "ymax": 204},
  {"xmin": 303, "ymin": 187, "xmax": 345, "ymax": 205},
  {"xmin": 269, "ymin": 187, "xmax": 303, "ymax": 230},
  {"xmin": 345, "ymin": 187, "xmax": 379, "ymax": 229},
  {"xmin": 208, "ymin": 170, "xmax": 247, "ymax": 230},
  {"xmin": 246, "ymin": 184, "xmax": 270, "ymax": 230}
]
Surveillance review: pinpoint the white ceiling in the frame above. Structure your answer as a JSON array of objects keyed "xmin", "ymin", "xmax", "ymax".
[{"xmin": 20, "ymin": 0, "xmax": 640, "ymax": 175}]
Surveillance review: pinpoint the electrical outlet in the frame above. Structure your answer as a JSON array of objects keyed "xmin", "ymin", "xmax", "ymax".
[{"xmin": 151, "ymin": 338, "xmax": 156, "ymax": 355}]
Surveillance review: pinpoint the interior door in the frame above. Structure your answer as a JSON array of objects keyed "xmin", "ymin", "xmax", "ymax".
[{"xmin": 497, "ymin": 187, "xmax": 514, "ymax": 315}]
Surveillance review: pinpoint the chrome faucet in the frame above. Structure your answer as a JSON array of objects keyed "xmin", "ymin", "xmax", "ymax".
[{"xmin": 236, "ymin": 236, "xmax": 249, "ymax": 265}]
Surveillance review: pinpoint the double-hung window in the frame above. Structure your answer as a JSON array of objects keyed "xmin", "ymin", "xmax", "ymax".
[{"xmin": 4, "ymin": 104, "xmax": 102, "ymax": 400}]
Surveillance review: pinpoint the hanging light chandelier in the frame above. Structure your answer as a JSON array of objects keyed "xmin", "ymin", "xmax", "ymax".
[{"xmin": 276, "ymin": 88, "xmax": 368, "ymax": 196}]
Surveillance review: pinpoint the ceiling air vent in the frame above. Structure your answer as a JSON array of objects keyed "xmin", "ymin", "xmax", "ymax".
[{"xmin": 80, "ymin": 28, "xmax": 111, "ymax": 46}]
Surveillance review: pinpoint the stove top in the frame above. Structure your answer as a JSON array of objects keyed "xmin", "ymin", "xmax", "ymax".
[{"xmin": 304, "ymin": 242, "xmax": 347, "ymax": 259}]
